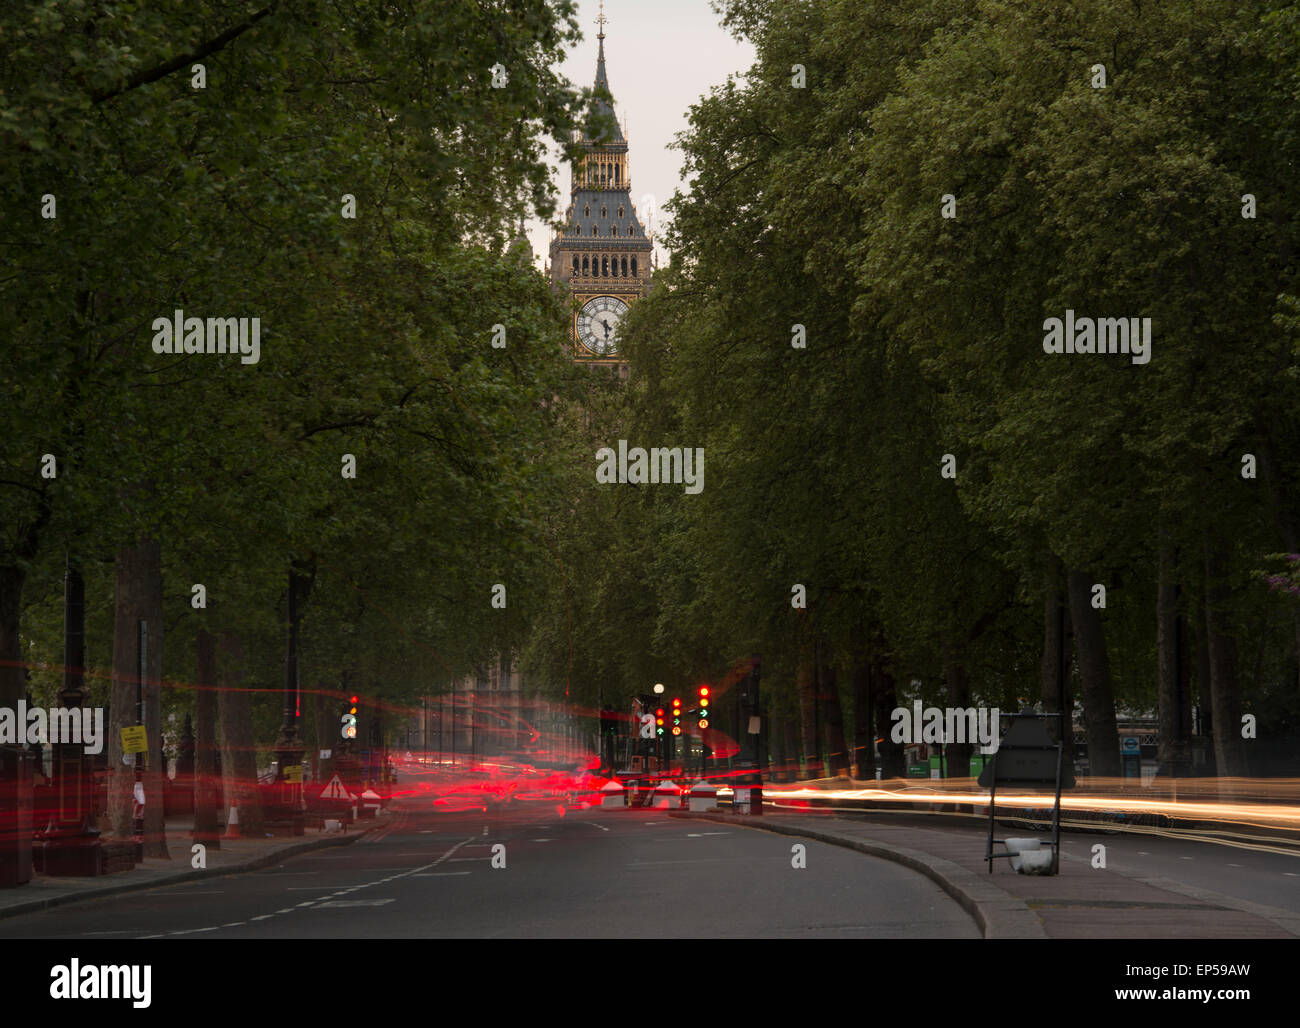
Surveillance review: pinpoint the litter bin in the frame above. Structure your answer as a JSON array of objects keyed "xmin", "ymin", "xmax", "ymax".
[{"xmin": 0, "ymin": 747, "xmax": 34, "ymax": 887}]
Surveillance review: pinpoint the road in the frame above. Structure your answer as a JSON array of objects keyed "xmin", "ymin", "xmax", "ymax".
[{"xmin": 0, "ymin": 801, "xmax": 980, "ymax": 939}]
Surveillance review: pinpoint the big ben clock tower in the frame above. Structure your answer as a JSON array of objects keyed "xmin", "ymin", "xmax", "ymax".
[{"xmin": 549, "ymin": 3, "xmax": 653, "ymax": 370}]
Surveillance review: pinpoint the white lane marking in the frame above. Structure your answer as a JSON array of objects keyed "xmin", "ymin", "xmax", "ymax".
[
  {"xmin": 139, "ymin": 934, "xmax": 164, "ymax": 939},
  {"xmin": 583, "ymin": 822, "xmax": 610, "ymax": 832},
  {"xmin": 1228, "ymin": 863, "xmax": 1243, "ymax": 868},
  {"xmin": 448, "ymin": 857, "xmax": 481, "ymax": 862},
  {"xmin": 81, "ymin": 930, "xmax": 139, "ymax": 936},
  {"xmin": 413, "ymin": 872, "xmax": 471, "ymax": 877},
  {"xmin": 169, "ymin": 926, "xmax": 220, "ymax": 935},
  {"xmin": 686, "ymin": 832, "xmax": 731, "ymax": 837},
  {"xmin": 1285, "ymin": 873, "xmax": 1298, "ymax": 877},
  {"xmin": 222, "ymin": 833, "xmax": 479, "ymax": 930},
  {"xmin": 531, "ymin": 839, "xmax": 553, "ymax": 843},
  {"xmin": 221, "ymin": 922, "xmax": 245, "ymax": 928},
  {"xmin": 250, "ymin": 915, "xmax": 273, "ymax": 921},
  {"xmin": 1180, "ymin": 856, "xmax": 1194, "ymax": 860},
  {"xmin": 316, "ymin": 898, "xmax": 395, "ymax": 908},
  {"xmin": 286, "ymin": 887, "xmax": 339, "ymax": 891},
  {"xmin": 1138, "ymin": 851, "xmax": 1149, "ymax": 856},
  {"xmin": 482, "ymin": 826, "xmax": 488, "ymax": 836}
]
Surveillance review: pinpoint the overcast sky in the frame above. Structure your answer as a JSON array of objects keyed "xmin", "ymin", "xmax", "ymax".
[{"xmin": 524, "ymin": 0, "xmax": 756, "ymax": 269}]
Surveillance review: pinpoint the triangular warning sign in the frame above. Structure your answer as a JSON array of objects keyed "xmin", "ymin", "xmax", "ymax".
[{"xmin": 318, "ymin": 774, "xmax": 352, "ymax": 801}]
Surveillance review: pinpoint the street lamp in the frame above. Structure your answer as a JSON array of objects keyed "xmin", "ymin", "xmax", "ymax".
[{"xmin": 653, "ymin": 683, "xmax": 664, "ymax": 694}]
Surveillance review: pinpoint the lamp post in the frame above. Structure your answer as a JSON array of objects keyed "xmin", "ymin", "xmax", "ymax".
[
  {"xmin": 273, "ymin": 563, "xmax": 309, "ymax": 834},
  {"xmin": 39, "ymin": 555, "xmax": 102, "ymax": 875}
]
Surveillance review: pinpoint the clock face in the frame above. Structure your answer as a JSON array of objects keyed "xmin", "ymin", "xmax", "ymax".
[{"xmin": 577, "ymin": 296, "xmax": 630, "ymax": 356}]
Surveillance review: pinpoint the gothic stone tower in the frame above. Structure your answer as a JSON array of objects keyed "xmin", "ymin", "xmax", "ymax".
[{"xmin": 548, "ymin": 11, "xmax": 653, "ymax": 371}]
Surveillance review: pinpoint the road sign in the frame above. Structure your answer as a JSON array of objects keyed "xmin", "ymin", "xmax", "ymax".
[
  {"xmin": 120, "ymin": 725, "xmax": 148, "ymax": 755},
  {"xmin": 318, "ymin": 773, "xmax": 352, "ymax": 801},
  {"xmin": 1121, "ymin": 736, "xmax": 1140, "ymax": 753},
  {"xmin": 283, "ymin": 764, "xmax": 303, "ymax": 783},
  {"xmin": 638, "ymin": 713, "xmax": 654, "ymax": 739}
]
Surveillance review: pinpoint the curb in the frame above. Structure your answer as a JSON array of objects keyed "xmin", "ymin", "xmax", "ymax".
[
  {"xmin": 668, "ymin": 810, "xmax": 1046, "ymax": 939},
  {"xmin": 0, "ymin": 822, "xmax": 384, "ymax": 922}
]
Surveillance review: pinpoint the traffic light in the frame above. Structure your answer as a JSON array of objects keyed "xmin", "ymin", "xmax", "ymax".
[
  {"xmin": 697, "ymin": 686, "xmax": 709, "ymax": 729},
  {"xmin": 655, "ymin": 708, "xmax": 665, "ymax": 737},
  {"xmin": 671, "ymin": 697, "xmax": 682, "ymax": 736},
  {"xmin": 341, "ymin": 695, "xmax": 359, "ymax": 739}
]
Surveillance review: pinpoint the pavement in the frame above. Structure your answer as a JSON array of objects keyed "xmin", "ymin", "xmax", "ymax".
[
  {"xmin": 670, "ymin": 808, "xmax": 1300, "ymax": 939},
  {"xmin": 0, "ymin": 811, "xmax": 388, "ymax": 921}
]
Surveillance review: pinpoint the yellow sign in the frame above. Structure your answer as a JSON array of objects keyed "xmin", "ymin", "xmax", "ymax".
[
  {"xmin": 121, "ymin": 725, "xmax": 148, "ymax": 755},
  {"xmin": 283, "ymin": 764, "xmax": 304, "ymax": 783}
]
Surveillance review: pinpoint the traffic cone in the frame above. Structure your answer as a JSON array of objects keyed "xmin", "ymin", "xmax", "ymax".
[{"xmin": 224, "ymin": 798, "xmax": 241, "ymax": 839}]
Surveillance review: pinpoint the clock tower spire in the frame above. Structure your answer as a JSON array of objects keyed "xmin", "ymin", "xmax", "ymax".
[{"xmin": 549, "ymin": 6, "xmax": 652, "ymax": 371}]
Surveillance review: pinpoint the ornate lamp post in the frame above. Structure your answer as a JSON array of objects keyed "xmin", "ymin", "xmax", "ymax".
[{"xmin": 39, "ymin": 556, "xmax": 103, "ymax": 874}]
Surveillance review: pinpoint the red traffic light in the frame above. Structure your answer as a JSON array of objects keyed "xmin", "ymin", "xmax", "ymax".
[
  {"xmin": 655, "ymin": 709, "xmax": 664, "ymax": 717},
  {"xmin": 698, "ymin": 686, "xmax": 709, "ymax": 697}
]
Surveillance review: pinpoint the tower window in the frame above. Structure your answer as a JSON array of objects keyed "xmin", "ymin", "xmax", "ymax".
[
  {"xmin": 601, "ymin": 206, "xmax": 607, "ymax": 219},
  {"xmin": 602, "ymin": 255, "xmax": 609, "ymax": 277},
  {"xmin": 621, "ymin": 256, "xmax": 628, "ymax": 277},
  {"xmin": 572, "ymin": 256, "xmax": 578, "ymax": 275},
  {"xmin": 584, "ymin": 205, "xmax": 590, "ymax": 218},
  {"xmin": 618, "ymin": 206, "xmax": 624, "ymax": 218},
  {"xmin": 631, "ymin": 257, "xmax": 638, "ymax": 277},
  {"xmin": 582, "ymin": 256, "xmax": 589, "ymax": 275}
]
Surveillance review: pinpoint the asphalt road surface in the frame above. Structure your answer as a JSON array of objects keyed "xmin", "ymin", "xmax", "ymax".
[{"xmin": 0, "ymin": 802, "xmax": 981, "ymax": 939}]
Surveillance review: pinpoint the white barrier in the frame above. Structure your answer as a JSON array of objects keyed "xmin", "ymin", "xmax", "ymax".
[{"xmin": 601, "ymin": 780, "xmax": 627, "ymax": 808}]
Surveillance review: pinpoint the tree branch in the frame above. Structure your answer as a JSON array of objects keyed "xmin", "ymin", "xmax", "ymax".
[{"xmin": 91, "ymin": 5, "xmax": 278, "ymax": 105}]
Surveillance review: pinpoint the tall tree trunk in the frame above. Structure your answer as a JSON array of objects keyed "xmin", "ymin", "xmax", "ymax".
[
  {"xmin": 218, "ymin": 632, "xmax": 264, "ymax": 836},
  {"xmin": 821, "ymin": 656, "xmax": 849, "ymax": 777},
  {"xmin": 1067, "ymin": 568, "xmax": 1120, "ymax": 777},
  {"xmin": 796, "ymin": 630, "xmax": 819, "ymax": 778},
  {"xmin": 313, "ymin": 685, "xmax": 330, "ymax": 784},
  {"xmin": 193, "ymin": 628, "xmax": 220, "ymax": 846},
  {"xmin": 1195, "ymin": 612, "xmax": 1212, "ymax": 766},
  {"xmin": 1156, "ymin": 537, "xmax": 1192, "ymax": 777},
  {"xmin": 0, "ymin": 565, "xmax": 27, "ymax": 713},
  {"xmin": 1040, "ymin": 561, "xmax": 1074, "ymax": 760},
  {"xmin": 871, "ymin": 649, "xmax": 905, "ymax": 779},
  {"xmin": 109, "ymin": 541, "xmax": 155, "ymax": 841},
  {"xmin": 138, "ymin": 540, "xmax": 167, "ymax": 859},
  {"xmin": 1204, "ymin": 541, "xmax": 1246, "ymax": 777},
  {"xmin": 768, "ymin": 708, "xmax": 785, "ymax": 782},
  {"xmin": 1257, "ymin": 445, "xmax": 1300, "ymax": 692},
  {"xmin": 781, "ymin": 717, "xmax": 798, "ymax": 783},
  {"xmin": 850, "ymin": 648, "xmax": 873, "ymax": 779},
  {"xmin": 942, "ymin": 643, "xmax": 973, "ymax": 778}
]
